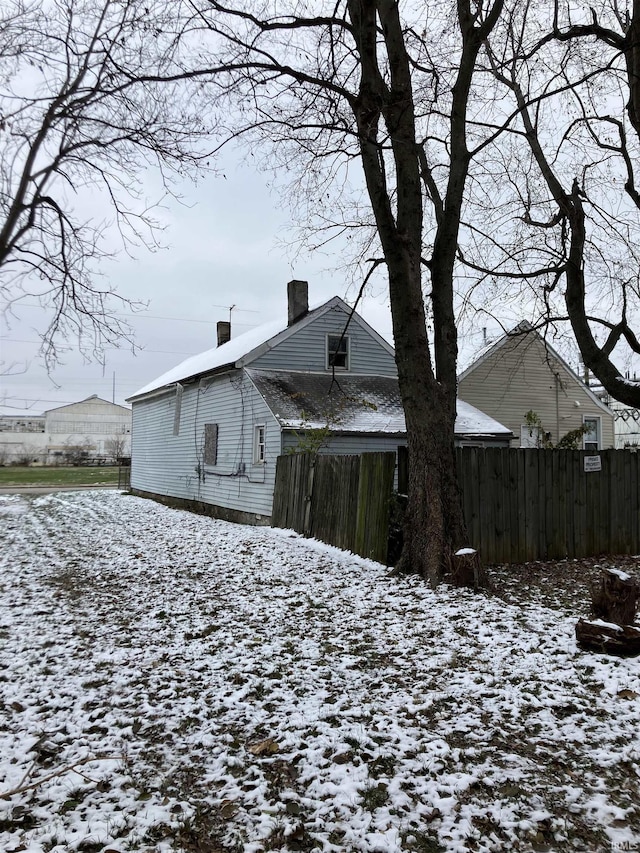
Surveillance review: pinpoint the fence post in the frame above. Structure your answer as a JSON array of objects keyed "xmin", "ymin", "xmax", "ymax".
[{"xmin": 303, "ymin": 455, "xmax": 316, "ymax": 538}]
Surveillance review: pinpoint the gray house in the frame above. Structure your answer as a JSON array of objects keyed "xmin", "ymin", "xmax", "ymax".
[{"xmin": 128, "ymin": 281, "xmax": 511, "ymax": 523}]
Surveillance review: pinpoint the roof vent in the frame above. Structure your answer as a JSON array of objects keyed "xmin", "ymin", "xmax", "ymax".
[
  {"xmin": 217, "ymin": 321, "xmax": 231, "ymax": 347},
  {"xmin": 287, "ymin": 280, "xmax": 308, "ymax": 326}
]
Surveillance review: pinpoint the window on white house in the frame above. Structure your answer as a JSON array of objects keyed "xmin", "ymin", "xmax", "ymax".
[
  {"xmin": 583, "ymin": 416, "xmax": 600, "ymax": 452},
  {"xmin": 204, "ymin": 423, "xmax": 218, "ymax": 465},
  {"xmin": 173, "ymin": 383, "xmax": 183, "ymax": 436},
  {"xmin": 520, "ymin": 424, "xmax": 542, "ymax": 448},
  {"xmin": 327, "ymin": 334, "xmax": 349, "ymax": 370},
  {"xmin": 253, "ymin": 424, "xmax": 266, "ymax": 464}
]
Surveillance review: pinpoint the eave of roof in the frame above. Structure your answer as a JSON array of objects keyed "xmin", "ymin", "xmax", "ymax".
[{"xmin": 43, "ymin": 395, "xmax": 131, "ymax": 415}]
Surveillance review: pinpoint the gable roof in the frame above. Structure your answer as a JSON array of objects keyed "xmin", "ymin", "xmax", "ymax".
[
  {"xmin": 247, "ymin": 369, "xmax": 513, "ymax": 438},
  {"xmin": 459, "ymin": 322, "xmax": 613, "ymax": 415},
  {"xmin": 127, "ymin": 296, "xmax": 395, "ymax": 402},
  {"xmin": 44, "ymin": 395, "xmax": 131, "ymax": 415}
]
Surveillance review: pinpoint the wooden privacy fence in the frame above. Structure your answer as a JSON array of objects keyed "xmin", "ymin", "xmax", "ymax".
[
  {"xmin": 272, "ymin": 451, "xmax": 396, "ymax": 562},
  {"xmin": 457, "ymin": 447, "xmax": 640, "ymax": 563}
]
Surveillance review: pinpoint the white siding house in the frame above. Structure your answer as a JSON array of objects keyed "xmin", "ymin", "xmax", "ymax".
[
  {"xmin": 603, "ymin": 400, "xmax": 640, "ymax": 449},
  {"xmin": 458, "ymin": 323, "xmax": 615, "ymax": 450},
  {"xmin": 128, "ymin": 282, "xmax": 512, "ymax": 522}
]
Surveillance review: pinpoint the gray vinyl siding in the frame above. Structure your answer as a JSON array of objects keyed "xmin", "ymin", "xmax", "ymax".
[
  {"xmin": 458, "ymin": 334, "xmax": 615, "ymax": 449},
  {"xmin": 131, "ymin": 371, "xmax": 281, "ymax": 517},
  {"xmin": 281, "ymin": 431, "xmax": 404, "ymax": 489},
  {"xmin": 281, "ymin": 431, "xmax": 405, "ymax": 456},
  {"xmin": 131, "ymin": 390, "xmax": 192, "ymax": 497},
  {"xmin": 253, "ymin": 303, "xmax": 397, "ymax": 376},
  {"xmin": 281, "ymin": 431, "xmax": 508, "ymax": 457}
]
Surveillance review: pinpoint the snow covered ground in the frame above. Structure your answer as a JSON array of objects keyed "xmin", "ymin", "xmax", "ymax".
[{"xmin": 0, "ymin": 490, "xmax": 639, "ymax": 853}]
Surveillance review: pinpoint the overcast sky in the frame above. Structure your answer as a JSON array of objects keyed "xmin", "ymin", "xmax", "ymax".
[
  {"xmin": 6, "ymin": 107, "xmax": 556, "ymax": 421},
  {"xmin": 1, "ymin": 149, "xmax": 506, "ymax": 417},
  {"xmin": 0, "ymin": 156, "xmax": 395, "ymax": 415}
]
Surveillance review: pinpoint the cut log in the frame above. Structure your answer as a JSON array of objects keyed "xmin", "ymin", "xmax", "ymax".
[
  {"xmin": 589, "ymin": 568, "xmax": 639, "ymax": 625},
  {"xmin": 575, "ymin": 619, "xmax": 640, "ymax": 657},
  {"xmin": 449, "ymin": 547, "xmax": 486, "ymax": 589}
]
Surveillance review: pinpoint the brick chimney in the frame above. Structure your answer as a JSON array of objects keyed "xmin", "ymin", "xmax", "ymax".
[
  {"xmin": 287, "ymin": 280, "xmax": 309, "ymax": 326},
  {"xmin": 217, "ymin": 320, "xmax": 231, "ymax": 347}
]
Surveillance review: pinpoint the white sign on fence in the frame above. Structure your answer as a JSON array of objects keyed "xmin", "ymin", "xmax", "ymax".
[{"xmin": 584, "ymin": 455, "xmax": 602, "ymax": 473}]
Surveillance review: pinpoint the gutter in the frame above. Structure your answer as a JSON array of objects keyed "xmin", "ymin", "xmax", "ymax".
[{"xmin": 126, "ymin": 364, "xmax": 235, "ymax": 404}]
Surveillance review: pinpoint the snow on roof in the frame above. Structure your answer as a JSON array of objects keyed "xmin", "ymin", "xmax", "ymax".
[
  {"xmin": 248, "ymin": 370, "xmax": 406, "ymax": 434},
  {"xmin": 128, "ymin": 296, "xmax": 367, "ymax": 401},
  {"xmin": 248, "ymin": 369, "xmax": 512, "ymax": 437},
  {"xmin": 456, "ymin": 398, "xmax": 512, "ymax": 436},
  {"xmin": 128, "ymin": 315, "xmax": 287, "ymax": 400}
]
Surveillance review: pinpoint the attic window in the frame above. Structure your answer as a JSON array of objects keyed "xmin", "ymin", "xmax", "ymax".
[{"xmin": 327, "ymin": 334, "xmax": 349, "ymax": 371}]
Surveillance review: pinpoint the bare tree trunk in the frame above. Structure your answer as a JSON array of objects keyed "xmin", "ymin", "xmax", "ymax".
[
  {"xmin": 347, "ymin": 0, "xmax": 472, "ymax": 581},
  {"xmin": 387, "ymin": 254, "xmax": 466, "ymax": 581},
  {"xmin": 387, "ymin": 1, "xmax": 501, "ymax": 581},
  {"xmin": 400, "ymin": 396, "xmax": 467, "ymax": 584}
]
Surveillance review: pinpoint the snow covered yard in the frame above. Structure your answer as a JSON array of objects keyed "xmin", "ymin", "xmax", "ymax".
[{"xmin": 0, "ymin": 491, "xmax": 639, "ymax": 853}]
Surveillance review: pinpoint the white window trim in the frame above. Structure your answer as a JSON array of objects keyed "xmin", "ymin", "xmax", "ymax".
[
  {"xmin": 326, "ymin": 333, "xmax": 350, "ymax": 371},
  {"xmin": 520, "ymin": 424, "xmax": 542, "ymax": 448},
  {"xmin": 253, "ymin": 424, "xmax": 266, "ymax": 464},
  {"xmin": 583, "ymin": 415, "xmax": 601, "ymax": 451}
]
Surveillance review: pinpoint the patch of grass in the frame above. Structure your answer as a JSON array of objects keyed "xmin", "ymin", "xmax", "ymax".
[
  {"xmin": 184, "ymin": 624, "xmax": 218, "ymax": 641},
  {"xmin": 81, "ymin": 679, "xmax": 109, "ymax": 690},
  {"xmin": 171, "ymin": 804, "xmax": 229, "ymax": 853},
  {"xmin": 360, "ymin": 781, "xmax": 388, "ymax": 811},
  {"xmin": 0, "ymin": 465, "xmax": 121, "ymax": 487},
  {"xmin": 402, "ymin": 831, "xmax": 446, "ymax": 852},
  {"xmin": 367, "ymin": 754, "xmax": 397, "ymax": 777},
  {"xmin": 0, "ymin": 811, "xmax": 38, "ymax": 833},
  {"xmin": 76, "ymin": 839, "xmax": 105, "ymax": 853}
]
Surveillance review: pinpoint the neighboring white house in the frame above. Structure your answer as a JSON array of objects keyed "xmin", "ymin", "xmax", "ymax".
[
  {"xmin": 601, "ymin": 399, "xmax": 640, "ymax": 449},
  {"xmin": 127, "ymin": 280, "xmax": 512, "ymax": 524},
  {"xmin": 0, "ymin": 395, "xmax": 132, "ymax": 464},
  {"xmin": 458, "ymin": 322, "xmax": 615, "ymax": 450}
]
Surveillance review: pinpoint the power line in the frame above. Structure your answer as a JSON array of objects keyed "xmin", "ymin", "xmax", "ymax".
[
  {"xmin": 1, "ymin": 301, "xmax": 261, "ymax": 321},
  {"xmin": 130, "ymin": 311, "xmax": 259, "ymax": 323},
  {"xmin": 1, "ymin": 398, "xmax": 93, "ymax": 408},
  {"xmin": 2, "ymin": 338, "xmax": 201, "ymax": 355}
]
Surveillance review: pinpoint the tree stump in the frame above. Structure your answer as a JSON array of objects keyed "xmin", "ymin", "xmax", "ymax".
[
  {"xmin": 575, "ymin": 567, "xmax": 640, "ymax": 657},
  {"xmin": 575, "ymin": 619, "xmax": 640, "ymax": 657},
  {"xmin": 589, "ymin": 568, "xmax": 639, "ymax": 625},
  {"xmin": 449, "ymin": 547, "xmax": 486, "ymax": 589}
]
